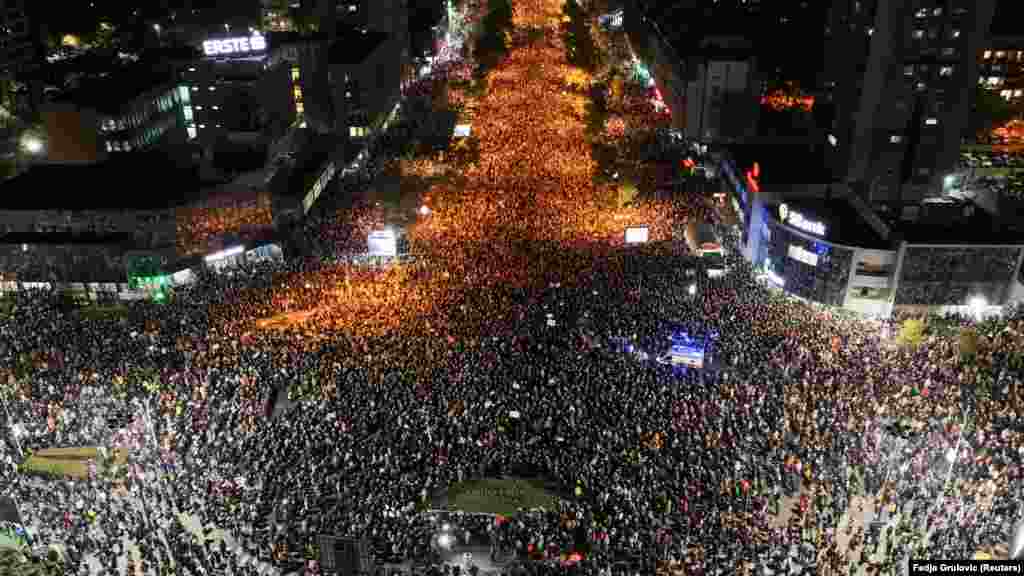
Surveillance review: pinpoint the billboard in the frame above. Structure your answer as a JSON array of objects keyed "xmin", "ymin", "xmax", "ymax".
[
  {"xmin": 368, "ymin": 230, "xmax": 398, "ymax": 257},
  {"xmin": 657, "ymin": 331, "xmax": 716, "ymax": 369},
  {"xmin": 624, "ymin": 226, "xmax": 650, "ymax": 244},
  {"xmin": 453, "ymin": 124, "xmax": 471, "ymax": 138},
  {"xmin": 203, "ymin": 34, "xmax": 267, "ymax": 57}
]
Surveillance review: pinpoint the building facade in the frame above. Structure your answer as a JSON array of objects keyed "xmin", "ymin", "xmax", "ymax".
[
  {"xmin": 0, "ymin": 0, "xmax": 37, "ymax": 74},
  {"xmin": 182, "ymin": 31, "xmax": 298, "ymax": 149},
  {"xmin": 978, "ymin": 36, "xmax": 1024, "ymax": 103},
  {"xmin": 43, "ymin": 67, "xmax": 191, "ymax": 163},
  {"xmin": 821, "ymin": 0, "xmax": 997, "ymax": 214},
  {"xmin": 720, "ymin": 150, "xmax": 1024, "ymax": 317}
]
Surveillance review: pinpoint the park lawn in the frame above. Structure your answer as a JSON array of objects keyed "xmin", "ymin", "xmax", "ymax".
[
  {"xmin": 445, "ymin": 478, "xmax": 560, "ymax": 516},
  {"xmin": 22, "ymin": 457, "xmax": 90, "ymax": 478},
  {"xmin": 22, "ymin": 446, "xmax": 129, "ymax": 479}
]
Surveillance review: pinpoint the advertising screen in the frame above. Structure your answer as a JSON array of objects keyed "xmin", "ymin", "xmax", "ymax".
[
  {"xmin": 624, "ymin": 226, "xmax": 650, "ymax": 244},
  {"xmin": 368, "ymin": 230, "xmax": 398, "ymax": 257}
]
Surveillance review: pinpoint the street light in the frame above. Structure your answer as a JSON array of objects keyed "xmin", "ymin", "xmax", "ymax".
[
  {"xmin": 1010, "ymin": 519, "xmax": 1024, "ymax": 559},
  {"xmin": 20, "ymin": 135, "xmax": 43, "ymax": 154},
  {"xmin": 969, "ymin": 296, "xmax": 987, "ymax": 320},
  {"xmin": 419, "ymin": 205, "xmax": 431, "ymax": 216},
  {"xmin": 688, "ymin": 284, "xmax": 696, "ymax": 296}
]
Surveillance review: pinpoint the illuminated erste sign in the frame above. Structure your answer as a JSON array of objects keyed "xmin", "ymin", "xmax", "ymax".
[
  {"xmin": 780, "ymin": 204, "xmax": 826, "ymax": 236},
  {"xmin": 203, "ymin": 35, "xmax": 267, "ymax": 56},
  {"xmin": 788, "ymin": 244, "xmax": 819, "ymax": 267}
]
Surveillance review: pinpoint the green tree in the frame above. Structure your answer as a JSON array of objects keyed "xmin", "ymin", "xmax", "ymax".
[
  {"xmin": 896, "ymin": 318, "xmax": 926, "ymax": 349},
  {"xmin": 561, "ymin": 0, "xmax": 598, "ymax": 70}
]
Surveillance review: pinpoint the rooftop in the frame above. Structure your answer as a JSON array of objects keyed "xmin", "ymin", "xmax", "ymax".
[
  {"xmin": 328, "ymin": 30, "xmax": 389, "ymax": 64},
  {"xmin": 273, "ymin": 132, "xmax": 357, "ymax": 200},
  {"xmin": 49, "ymin": 63, "xmax": 175, "ymax": 114},
  {"xmin": 726, "ymin": 142, "xmax": 833, "ymax": 186},
  {"xmin": 0, "ymin": 152, "xmax": 202, "ymax": 210},
  {"xmin": 0, "ymin": 232, "xmax": 139, "ymax": 246},
  {"xmin": 765, "ymin": 197, "xmax": 891, "ymax": 250},
  {"xmin": 897, "ymin": 203, "xmax": 1024, "ymax": 245}
]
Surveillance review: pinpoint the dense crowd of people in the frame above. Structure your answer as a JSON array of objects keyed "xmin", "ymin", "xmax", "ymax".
[
  {"xmin": 2, "ymin": 2, "xmax": 1023, "ymax": 576},
  {"xmin": 175, "ymin": 191, "xmax": 275, "ymax": 258}
]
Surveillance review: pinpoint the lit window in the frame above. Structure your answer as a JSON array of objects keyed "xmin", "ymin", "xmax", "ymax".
[
  {"xmin": 939, "ymin": 66, "xmax": 953, "ymax": 77},
  {"xmin": 194, "ymin": 105, "xmax": 203, "ymax": 110},
  {"xmin": 915, "ymin": 8, "xmax": 927, "ymax": 18},
  {"xmin": 984, "ymin": 50, "xmax": 992, "ymax": 59},
  {"xmin": 187, "ymin": 126, "xmax": 197, "ymax": 140},
  {"xmin": 913, "ymin": 29, "xmax": 924, "ymax": 39},
  {"xmin": 925, "ymin": 117, "xmax": 938, "ymax": 125},
  {"xmin": 1001, "ymin": 89, "xmax": 1014, "ymax": 100},
  {"xmin": 106, "ymin": 141, "xmax": 113, "ymax": 151},
  {"xmin": 291, "ymin": 66, "xmax": 300, "ymax": 81},
  {"xmin": 941, "ymin": 47, "xmax": 955, "ymax": 56},
  {"xmin": 904, "ymin": 64, "xmax": 914, "ymax": 77},
  {"xmin": 950, "ymin": 29, "xmax": 960, "ymax": 39},
  {"xmin": 295, "ymin": 102, "xmax": 304, "ymax": 114},
  {"xmin": 212, "ymin": 105, "xmax": 219, "ymax": 110},
  {"xmin": 208, "ymin": 86, "xmax": 215, "ymax": 91},
  {"xmin": 346, "ymin": 91, "xmax": 352, "ymax": 98},
  {"xmin": 349, "ymin": 126, "xmax": 367, "ymax": 138},
  {"xmin": 986, "ymin": 76, "xmax": 1003, "ymax": 87},
  {"xmin": 996, "ymin": 51, "xmax": 1006, "ymax": 59},
  {"xmin": 866, "ymin": 27, "xmax": 874, "ymax": 36},
  {"xmin": 890, "ymin": 135, "xmax": 902, "ymax": 143},
  {"xmin": 199, "ymin": 124, "xmax": 206, "ymax": 128},
  {"xmin": 916, "ymin": 82, "xmax": 927, "ymax": 91},
  {"xmin": 932, "ymin": 7, "xmax": 942, "ymax": 16},
  {"xmin": 348, "ymin": 4, "xmax": 357, "ymax": 12},
  {"xmin": 188, "ymin": 67, "xmax": 196, "ymax": 72},
  {"xmin": 191, "ymin": 86, "xmax": 198, "ymax": 91}
]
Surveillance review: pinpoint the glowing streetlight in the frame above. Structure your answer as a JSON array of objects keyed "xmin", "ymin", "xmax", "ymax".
[
  {"xmin": 1010, "ymin": 519, "xmax": 1024, "ymax": 559},
  {"xmin": 688, "ymin": 284, "xmax": 696, "ymax": 296},
  {"xmin": 419, "ymin": 205, "xmax": 431, "ymax": 216},
  {"xmin": 945, "ymin": 447, "xmax": 958, "ymax": 464},
  {"xmin": 968, "ymin": 296, "xmax": 987, "ymax": 320},
  {"xmin": 20, "ymin": 135, "xmax": 43, "ymax": 154},
  {"xmin": 153, "ymin": 23, "xmax": 161, "ymax": 33}
]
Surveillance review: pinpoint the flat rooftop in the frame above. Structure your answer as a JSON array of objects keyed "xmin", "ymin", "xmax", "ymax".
[
  {"xmin": 1, "ymin": 152, "xmax": 202, "ymax": 210},
  {"xmin": 50, "ymin": 63, "xmax": 175, "ymax": 114},
  {"xmin": 0, "ymin": 232, "xmax": 139, "ymax": 246},
  {"xmin": 328, "ymin": 30, "xmax": 389, "ymax": 64},
  {"xmin": 765, "ymin": 197, "xmax": 891, "ymax": 250},
  {"xmin": 726, "ymin": 142, "xmax": 833, "ymax": 186},
  {"xmin": 898, "ymin": 204, "xmax": 1024, "ymax": 245}
]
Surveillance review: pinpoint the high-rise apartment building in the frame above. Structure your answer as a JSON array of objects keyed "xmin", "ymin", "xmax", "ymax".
[
  {"xmin": 0, "ymin": 0, "xmax": 37, "ymax": 73},
  {"xmin": 978, "ymin": 38, "xmax": 1024, "ymax": 104},
  {"xmin": 821, "ymin": 0, "xmax": 997, "ymax": 216}
]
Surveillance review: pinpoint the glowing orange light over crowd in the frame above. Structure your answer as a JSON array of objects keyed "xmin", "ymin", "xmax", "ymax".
[{"xmin": 761, "ymin": 89, "xmax": 815, "ymax": 112}]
